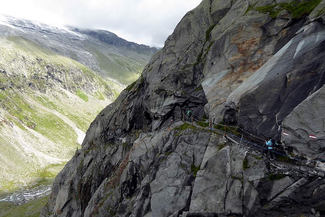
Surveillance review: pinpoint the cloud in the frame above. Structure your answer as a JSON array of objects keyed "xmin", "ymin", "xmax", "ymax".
[{"xmin": 0, "ymin": 0, "xmax": 202, "ymax": 47}]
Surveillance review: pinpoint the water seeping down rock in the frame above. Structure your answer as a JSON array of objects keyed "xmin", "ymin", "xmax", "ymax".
[{"xmin": 42, "ymin": 0, "xmax": 325, "ymax": 216}]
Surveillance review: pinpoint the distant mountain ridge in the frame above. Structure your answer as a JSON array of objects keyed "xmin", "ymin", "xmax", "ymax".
[
  {"xmin": 71, "ymin": 28, "xmax": 158, "ymax": 55},
  {"xmin": 0, "ymin": 15, "xmax": 158, "ymax": 84}
]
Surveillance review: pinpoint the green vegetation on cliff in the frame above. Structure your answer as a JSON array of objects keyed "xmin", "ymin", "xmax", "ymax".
[{"xmin": 249, "ymin": 0, "xmax": 322, "ymax": 19}]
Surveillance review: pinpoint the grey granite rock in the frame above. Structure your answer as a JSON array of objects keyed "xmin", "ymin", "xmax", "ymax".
[
  {"xmin": 41, "ymin": 1, "xmax": 325, "ymax": 217},
  {"xmin": 282, "ymin": 85, "xmax": 325, "ymax": 160},
  {"xmin": 228, "ymin": 22, "xmax": 325, "ymax": 139}
]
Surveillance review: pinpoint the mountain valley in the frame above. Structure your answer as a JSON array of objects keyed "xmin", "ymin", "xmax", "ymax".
[{"xmin": 0, "ymin": 16, "xmax": 156, "ymax": 198}]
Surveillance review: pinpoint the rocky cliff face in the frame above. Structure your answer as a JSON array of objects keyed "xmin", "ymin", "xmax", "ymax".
[
  {"xmin": 282, "ymin": 85, "xmax": 325, "ymax": 160},
  {"xmin": 42, "ymin": 0, "xmax": 325, "ymax": 216}
]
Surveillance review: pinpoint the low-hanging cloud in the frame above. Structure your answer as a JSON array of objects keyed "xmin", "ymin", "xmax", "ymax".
[{"xmin": 0, "ymin": 0, "xmax": 202, "ymax": 47}]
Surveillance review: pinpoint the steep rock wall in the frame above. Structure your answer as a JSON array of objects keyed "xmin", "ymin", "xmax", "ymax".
[
  {"xmin": 42, "ymin": 0, "xmax": 325, "ymax": 216},
  {"xmin": 282, "ymin": 85, "xmax": 325, "ymax": 160},
  {"xmin": 227, "ymin": 21, "xmax": 325, "ymax": 139}
]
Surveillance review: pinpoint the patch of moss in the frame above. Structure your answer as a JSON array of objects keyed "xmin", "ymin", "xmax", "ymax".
[
  {"xmin": 207, "ymin": 41, "xmax": 214, "ymax": 50},
  {"xmin": 214, "ymin": 124, "xmax": 224, "ymax": 131},
  {"xmin": 191, "ymin": 164, "xmax": 200, "ymax": 177},
  {"xmin": 218, "ymin": 142, "xmax": 228, "ymax": 151},
  {"xmin": 194, "ymin": 50, "xmax": 204, "ymax": 67},
  {"xmin": 76, "ymin": 89, "xmax": 89, "ymax": 102},
  {"xmin": 196, "ymin": 120, "xmax": 209, "ymax": 128},
  {"xmin": 214, "ymin": 123, "xmax": 240, "ymax": 136},
  {"xmin": 253, "ymin": 155, "xmax": 263, "ymax": 160},
  {"xmin": 255, "ymin": 4, "xmax": 280, "ymax": 18},
  {"xmin": 175, "ymin": 123, "xmax": 198, "ymax": 136},
  {"xmin": 175, "ymin": 123, "xmax": 197, "ymax": 131},
  {"xmin": 194, "ymin": 85, "xmax": 203, "ymax": 92},
  {"xmin": 134, "ymin": 130, "xmax": 142, "ymax": 139},
  {"xmin": 122, "ymin": 142, "xmax": 129, "ymax": 149},
  {"xmin": 254, "ymin": 0, "xmax": 322, "ymax": 19},
  {"xmin": 84, "ymin": 142, "xmax": 99, "ymax": 154},
  {"xmin": 280, "ymin": 0, "xmax": 322, "ymax": 18},
  {"xmin": 243, "ymin": 157, "xmax": 249, "ymax": 170},
  {"xmin": 205, "ymin": 24, "xmax": 216, "ymax": 41}
]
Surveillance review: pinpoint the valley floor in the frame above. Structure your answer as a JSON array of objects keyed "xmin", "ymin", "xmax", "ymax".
[{"xmin": 0, "ymin": 196, "xmax": 49, "ymax": 217}]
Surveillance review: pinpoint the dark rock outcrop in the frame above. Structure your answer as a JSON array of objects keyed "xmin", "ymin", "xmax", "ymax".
[{"xmin": 42, "ymin": 0, "xmax": 325, "ymax": 216}]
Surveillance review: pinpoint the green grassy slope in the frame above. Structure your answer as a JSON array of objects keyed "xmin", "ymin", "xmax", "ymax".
[
  {"xmin": 0, "ymin": 196, "xmax": 49, "ymax": 217},
  {"xmin": 0, "ymin": 36, "xmax": 119, "ymax": 193},
  {"xmin": 0, "ymin": 29, "xmax": 149, "ymax": 215},
  {"xmin": 86, "ymin": 44, "xmax": 143, "ymax": 84}
]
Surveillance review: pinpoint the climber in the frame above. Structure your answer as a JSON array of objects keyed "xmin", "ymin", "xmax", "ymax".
[
  {"xmin": 265, "ymin": 138, "xmax": 274, "ymax": 159},
  {"xmin": 186, "ymin": 109, "xmax": 193, "ymax": 122}
]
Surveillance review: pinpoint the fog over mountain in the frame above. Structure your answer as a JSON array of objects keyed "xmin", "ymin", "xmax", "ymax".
[{"xmin": 0, "ymin": 0, "xmax": 201, "ymax": 47}]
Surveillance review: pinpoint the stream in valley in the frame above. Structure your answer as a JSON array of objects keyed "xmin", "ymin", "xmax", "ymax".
[{"xmin": 0, "ymin": 185, "xmax": 51, "ymax": 205}]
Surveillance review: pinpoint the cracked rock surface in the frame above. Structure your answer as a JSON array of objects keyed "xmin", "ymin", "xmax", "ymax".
[{"xmin": 42, "ymin": 0, "xmax": 325, "ymax": 216}]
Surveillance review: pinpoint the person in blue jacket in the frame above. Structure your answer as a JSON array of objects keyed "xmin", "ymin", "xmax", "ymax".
[
  {"xmin": 265, "ymin": 138, "xmax": 274, "ymax": 159},
  {"xmin": 186, "ymin": 109, "xmax": 193, "ymax": 122}
]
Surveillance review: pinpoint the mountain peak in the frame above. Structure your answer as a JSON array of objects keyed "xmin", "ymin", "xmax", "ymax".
[
  {"xmin": 70, "ymin": 27, "xmax": 158, "ymax": 54},
  {"xmin": 0, "ymin": 15, "xmax": 158, "ymax": 84}
]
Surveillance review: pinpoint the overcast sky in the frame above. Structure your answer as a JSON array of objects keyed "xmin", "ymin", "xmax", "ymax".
[{"xmin": 0, "ymin": 0, "xmax": 202, "ymax": 47}]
